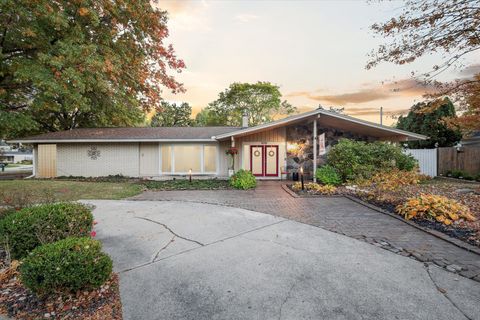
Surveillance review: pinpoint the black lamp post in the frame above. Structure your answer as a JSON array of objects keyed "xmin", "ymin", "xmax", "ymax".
[{"xmin": 300, "ymin": 166, "xmax": 304, "ymax": 190}]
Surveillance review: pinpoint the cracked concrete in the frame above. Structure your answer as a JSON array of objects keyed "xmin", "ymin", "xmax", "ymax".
[{"xmin": 86, "ymin": 200, "xmax": 480, "ymax": 320}]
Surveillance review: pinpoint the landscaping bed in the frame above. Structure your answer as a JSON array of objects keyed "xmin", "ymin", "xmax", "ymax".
[
  {"xmin": 0, "ymin": 260, "xmax": 122, "ymax": 320},
  {"xmin": 341, "ymin": 179, "xmax": 480, "ymax": 247},
  {"xmin": 143, "ymin": 179, "xmax": 230, "ymax": 190},
  {"xmin": 0, "ymin": 202, "xmax": 120, "ymax": 319}
]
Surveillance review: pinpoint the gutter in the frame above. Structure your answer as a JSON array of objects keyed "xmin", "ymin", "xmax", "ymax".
[{"xmin": 7, "ymin": 138, "xmax": 218, "ymax": 144}]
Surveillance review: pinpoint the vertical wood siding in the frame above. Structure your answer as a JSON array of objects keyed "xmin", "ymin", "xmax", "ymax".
[{"xmin": 37, "ymin": 144, "xmax": 57, "ymax": 178}]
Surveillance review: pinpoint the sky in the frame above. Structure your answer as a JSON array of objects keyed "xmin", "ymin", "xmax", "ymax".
[{"xmin": 159, "ymin": 0, "xmax": 479, "ymax": 126}]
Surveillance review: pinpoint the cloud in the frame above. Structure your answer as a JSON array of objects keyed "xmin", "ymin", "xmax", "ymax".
[
  {"xmin": 234, "ymin": 14, "xmax": 259, "ymax": 23},
  {"xmin": 286, "ymin": 79, "xmax": 436, "ymax": 105}
]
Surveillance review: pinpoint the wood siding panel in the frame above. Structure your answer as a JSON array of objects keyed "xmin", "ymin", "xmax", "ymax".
[{"xmin": 37, "ymin": 144, "xmax": 57, "ymax": 178}]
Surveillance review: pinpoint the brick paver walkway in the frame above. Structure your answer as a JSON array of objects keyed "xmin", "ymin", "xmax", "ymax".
[{"xmin": 130, "ymin": 181, "xmax": 480, "ymax": 282}]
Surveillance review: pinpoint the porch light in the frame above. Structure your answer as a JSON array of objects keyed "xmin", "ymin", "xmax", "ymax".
[
  {"xmin": 188, "ymin": 168, "xmax": 192, "ymax": 183},
  {"xmin": 300, "ymin": 166, "xmax": 304, "ymax": 190}
]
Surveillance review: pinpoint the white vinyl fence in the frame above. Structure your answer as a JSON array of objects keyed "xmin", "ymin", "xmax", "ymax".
[{"xmin": 404, "ymin": 148, "xmax": 437, "ymax": 177}]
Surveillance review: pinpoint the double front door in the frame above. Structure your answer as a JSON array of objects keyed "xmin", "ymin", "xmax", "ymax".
[{"xmin": 250, "ymin": 145, "xmax": 278, "ymax": 177}]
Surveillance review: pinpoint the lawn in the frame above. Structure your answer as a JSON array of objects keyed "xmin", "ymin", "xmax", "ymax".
[
  {"xmin": 0, "ymin": 180, "xmax": 144, "ymax": 204},
  {"xmin": 144, "ymin": 179, "xmax": 230, "ymax": 190}
]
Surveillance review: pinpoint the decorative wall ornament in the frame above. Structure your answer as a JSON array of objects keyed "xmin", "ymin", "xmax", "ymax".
[
  {"xmin": 253, "ymin": 150, "xmax": 261, "ymax": 157},
  {"xmin": 87, "ymin": 146, "xmax": 101, "ymax": 160}
]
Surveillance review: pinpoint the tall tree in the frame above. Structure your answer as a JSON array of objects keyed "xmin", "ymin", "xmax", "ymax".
[
  {"xmin": 0, "ymin": 0, "xmax": 185, "ymax": 137},
  {"xmin": 196, "ymin": 82, "xmax": 296, "ymax": 127},
  {"xmin": 368, "ymin": 0, "xmax": 480, "ymax": 134},
  {"xmin": 396, "ymin": 98, "xmax": 462, "ymax": 148},
  {"xmin": 150, "ymin": 102, "xmax": 192, "ymax": 127}
]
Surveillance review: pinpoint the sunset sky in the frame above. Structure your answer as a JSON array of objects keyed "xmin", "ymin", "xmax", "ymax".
[{"xmin": 159, "ymin": 0, "xmax": 480, "ymax": 126}]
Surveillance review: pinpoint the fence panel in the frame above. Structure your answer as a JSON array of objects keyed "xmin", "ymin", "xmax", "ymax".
[
  {"xmin": 438, "ymin": 146, "xmax": 480, "ymax": 175},
  {"xmin": 404, "ymin": 149, "xmax": 437, "ymax": 177}
]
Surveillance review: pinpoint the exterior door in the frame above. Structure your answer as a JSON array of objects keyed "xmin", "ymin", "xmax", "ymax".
[
  {"xmin": 265, "ymin": 145, "xmax": 278, "ymax": 176},
  {"xmin": 250, "ymin": 145, "xmax": 264, "ymax": 176},
  {"xmin": 250, "ymin": 145, "xmax": 278, "ymax": 177}
]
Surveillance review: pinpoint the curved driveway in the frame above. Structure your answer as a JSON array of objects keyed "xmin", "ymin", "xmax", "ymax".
[{"xmin": 86, "ymin": 199, "xmax": 480, "ymax": 320}]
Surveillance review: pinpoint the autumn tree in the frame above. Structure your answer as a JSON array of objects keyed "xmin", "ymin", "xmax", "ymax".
[
  {"xmin": 0, "ymin": 0, "xmax": 185, "ymax": 137},
  {"xmin": 195, "ymin": 82, "xmax": 296, "ymax": 127},
  {"xmin": 368, "ymin": 0, "xmax": 480, "ymax": 134},
  {"xmin": 150, "ymin": 102, "xmax": 193, "ymax": 127},
  {"xmin": 396, "ymin": 98, "xmax": 462, "ymax": 148}
]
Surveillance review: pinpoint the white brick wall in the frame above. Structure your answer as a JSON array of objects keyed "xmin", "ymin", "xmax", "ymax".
[{"xmin": 56, "ymin": 143, "xmax": 140, "ymax": 177}]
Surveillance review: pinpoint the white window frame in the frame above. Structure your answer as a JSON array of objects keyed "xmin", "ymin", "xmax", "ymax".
[{"xmin": 159, "ymin": 143, "xmax": 219, "ymax": 175}]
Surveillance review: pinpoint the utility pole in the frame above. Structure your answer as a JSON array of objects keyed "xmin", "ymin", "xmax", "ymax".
[{"xmin": 380, "ymin": 107, "xmax": 383, "ymax": 126}]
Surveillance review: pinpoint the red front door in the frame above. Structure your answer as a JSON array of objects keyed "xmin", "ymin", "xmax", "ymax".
[{"xmin": 250, "ymin": 145, "xmax": 278, "ymax": 177}]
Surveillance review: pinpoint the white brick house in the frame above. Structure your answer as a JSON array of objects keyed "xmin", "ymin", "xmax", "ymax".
[{"xmin": 10, "ymin": 109, "xmax": 426, "ymax": 179}]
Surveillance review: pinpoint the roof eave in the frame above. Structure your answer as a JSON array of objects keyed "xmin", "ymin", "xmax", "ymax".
[
  {"xmin": 215, "ymin": 109, "xmax": 428, "ymax": 141},
  {"xmin": 7, "ymin": 138, "xmax": 218, "ymax": 144}
]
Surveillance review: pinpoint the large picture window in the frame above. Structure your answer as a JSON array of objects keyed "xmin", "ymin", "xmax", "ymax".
[{"xmin": 160, "ymin": 144, "xmax": 217, "ymax": 174}]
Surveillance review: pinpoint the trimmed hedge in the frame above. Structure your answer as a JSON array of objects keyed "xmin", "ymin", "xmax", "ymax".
[
  {"xmin": 20, "ymin": 237, "xmax": 112, "ymax": 295},
  {"xmin": 229, "ymin": 169, "xmax": 257, "ymax": 190},
  {"xmin": 327, "ymin": 139, "xmax": 417, "ymax": 181},
  {"xmin": 0, "ymin": 202, "xmax": 93, "ymax": 259},
  {"xmin": 315, "ymin": 165, "xmax": 342, "ymax": 186}
]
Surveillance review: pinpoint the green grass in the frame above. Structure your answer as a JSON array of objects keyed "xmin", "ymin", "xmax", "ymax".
[
  {"xmin": 0, "ymin": 180, "xmax": 143, "ymax": 203},
  {"xmin": 144, "ymin": 179, "xmax": 230, "ymax": 190}
]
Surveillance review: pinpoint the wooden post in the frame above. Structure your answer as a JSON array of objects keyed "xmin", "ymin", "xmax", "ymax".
[{"xmin": 313, "ymin": 119, "xmax": 317, "ymax": 183}]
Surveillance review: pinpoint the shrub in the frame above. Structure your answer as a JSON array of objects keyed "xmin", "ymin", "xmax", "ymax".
[
  {"xmin": 291, "ymin": 182, "xmax": 337, "ymax": 195},
  {"xmin": 20, "ymin": 237, "xmax": 112, "ymax": 295},
  {"xmin": 315, "ymin": 165, "xmax": 342, "ymax": 186},
  {"xmin": 326, "ymin": 139, "xmax": 417, "ymax": 181},
  {"xmin": 229, "ymin": 170, "xmax": 256, "ymax": 190},
  {"xmin": 0, "ymin": 202, "xmax": 93, "ymax": 259},
  {"xmin": 356, "ymin": 169, "xmax": 429, "ymax": 191},
  {"xmin": 396, "ymin": 194, "xmax": 476, "ymax": 225}
]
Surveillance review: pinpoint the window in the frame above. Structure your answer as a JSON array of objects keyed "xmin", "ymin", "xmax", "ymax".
[
  {"xmin": 161, "ymin": 145, "xmax": 171, "ymax": 172},
  {"xmin": 160, "ymin": 144, "xmax": 217, "ymax": 174},
  {"xmin": 204, "ymin": 145, "xmax": 217, "ymax": 172},
  {"xmin": 174, "ymin": 145, "xmax": 201, "ymax": 172}
]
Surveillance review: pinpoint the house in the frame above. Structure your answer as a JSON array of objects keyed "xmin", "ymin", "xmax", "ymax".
[
  {"xmin": 0, "ymin": 140, "xmax": 33, "ymax": 164},
  {"xmin": 9, "ymin": 109, "xmax": 427, "ymax": 179}
]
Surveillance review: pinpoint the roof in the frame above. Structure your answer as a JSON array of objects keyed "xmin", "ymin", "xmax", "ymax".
[
  {"xmin": 214, "ymin": 109, "xmax": 428, "ymax": 141},
  {"xmin": 9, "ymin": 109, "xmax": 428, "ymax": 143},
  {"xmin": 9, "ymin": 127, "xmax": 242, "ymax": 143}
]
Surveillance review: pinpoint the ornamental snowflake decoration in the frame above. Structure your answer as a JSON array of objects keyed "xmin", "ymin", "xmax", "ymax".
[{"xmin": 87, "ymin": 146, "xmax": 101, "ymax": 160}]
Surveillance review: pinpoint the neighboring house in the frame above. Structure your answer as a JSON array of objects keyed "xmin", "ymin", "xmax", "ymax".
[
  {"xmin": 9, "ymin": 109, "xmax": 426, "ymax": 179},
  {"xmin": 0, "ymin": 150, "xmax": 33, "ymax": 164},
  {"xmin": 461, "ymin": 131, "xmax": 480, "ymax": 147}
]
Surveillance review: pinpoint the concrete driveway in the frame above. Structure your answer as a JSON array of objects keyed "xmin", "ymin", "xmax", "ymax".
[{"xmin": 86, "ymin": 200, "xmax": 480, "ymax": 320}]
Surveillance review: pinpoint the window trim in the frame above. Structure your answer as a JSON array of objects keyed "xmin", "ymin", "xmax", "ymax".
[{"xmin": 159, "ymin": 143, "xmax": 219, "ymax": 175}]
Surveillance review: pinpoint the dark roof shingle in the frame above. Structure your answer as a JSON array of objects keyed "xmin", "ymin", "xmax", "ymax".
[{"xmin": 12, "ymin": 127, "xmax": 242, "ymax": 142}]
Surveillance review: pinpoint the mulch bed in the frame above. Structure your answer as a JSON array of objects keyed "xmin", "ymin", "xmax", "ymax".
[
  {"xmin": 287, "ymin": 179, "xmax": 480, "ymax": 248},
  {"xmin": 339, "ymin": 180, "xmax": 480, "ymax": 248},
  {"xmin": 0, "ymin": 259, "xmax": 122, "ymax": 320}
]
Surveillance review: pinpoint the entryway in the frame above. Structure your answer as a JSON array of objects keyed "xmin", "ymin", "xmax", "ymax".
[{"xmin": 250, "ymin": 145, "xmax": 278, "ymax": 177}]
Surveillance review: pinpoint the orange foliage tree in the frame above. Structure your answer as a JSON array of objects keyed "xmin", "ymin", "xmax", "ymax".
[{"xmin": 367, "ymin": 0, "xmax": 480, "ymax": 134}]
